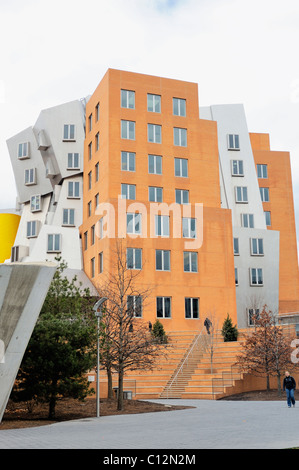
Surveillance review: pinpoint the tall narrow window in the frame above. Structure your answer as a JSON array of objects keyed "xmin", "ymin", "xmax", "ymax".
[
  {"xmin": 155, "ymin": 215, "xmax": 169, "ymax": 237},
  {"xmin": 121, "ymin": 120, "xmax": 135, "ymax": 140},
  {"xmin": 260, "ymin": 187, "xmax": 270, "ymax": 202},
  {"xmin": 257, "ymin": 164, "xmax": 268, "ymax": 179},
  {"xmin": 121, "ymin": 183, "xmax": 136, "ymax": 200},
  {"xmin": 147, "ymin": 94, "xmax": 161, "ymax": 113},
  {"xmin": 47, "ymin": 234, "xmax": 61, "ymax": 253},
  {"xmin": 24, "ymin": 168, "xmax": 36, "ymax": 185},
  {"xmin": 127, "ymin": 295, "xmax": 142, "ymax": 317},
  {"xmin": 174, "ymin": 127, "xmax": 187, "ymax": 147},
  {"xmin": 175, "ymin": 158, "xmax": 188, "ymax": 177},
  {"xmin": 183, "ymin": 252, "xmax": 198, "ymax": 272},
  {"xmin": 95, "ymin": 162, "xmax": 99, "ymax": 182},
  {"xmin": 127, "ymin": 213, "xmax": 142, "ymax": 235},
  {"xmin": 67, "ymin": 153, "xmax": 80, "ymax": 169},
  {"xmin": 149, "ymin": 186, "xmax": 163, "ymax": 202},
  {"xmin": 173, "ymin": 98, "xmax": 186, "ymax": 117},
  {"xmin": 235, "ymin": 268, "xmax": 239, "ymax": 286},
  {"xmin": 30, "ymin": 195, "xmax": 41, "ymax": 212},
  {"xmin": 233, "ymin": 238, "xmax": 239, "ymax": 255},
  {"xmin": 227, "ymin": 134, "xmax": 240, "ymax": 150},
  {"xmin": 91, "ymin": 257, "xmax": 95, "ymax": 278},
  {"xmin": 18, "ymin": 142, "xmax": 29, "ymax": 159},
  {"xmin": 26, "ymin": 221, "xmax": 38, "ymax": 238},
  {"xmin": 156, "ymin": 297, "xmax": 171, "ymax": 318},
  {"xmin": 175, "ymin": 189, "xmax": 189, "ymax": 204},
  {"xmin": 250, "ymin": 268, "xmax": 263, "ymax": 286},
  {"xmin": 156, "ymin": 250, "xmax": 170, "ymax": 271},
  {"xmin": 182, "ymin": 217, "xmax": 196, "ymax": 239},
  {"xmin": 148, "ymin": 154, "xmax": 162, "ymax": 174},
  {"xmin": 88, "ymin": 114, "xmax": 92, "ymax": 132},
  {"xmin": 63, "ymin": 208, "xmax": 75, "ymax": 226},
  {"xmin": 121, "ymin": 151, "xmax": 135, "ymax": 172},
  {"xmin": 251, "ymin": 238, "xmax": 264, "ymax": 256},
  {"xmin": 95, "ymin": 132, "xmax": 100, "ymax": 152},
  {"xmin": 121, "ymin": 89, "xmax": 135, "ymax": 109},
  {"xmin": 265, "ymin": 211, "xmax": 271, "ymax": 227},
  {"xmin": 99, "ymin": 252, "xmax": 103, "ymax": 273},
  {"xmin": 148, "ymin": 124, "xmax": 162, "ymax": 143},
  {"xmin": 63, "ymin": 124, "xmax": 75, "ymax": 141},
  {"xmin": 95, "ymin": 103, "xmax": 100, "ymax": 122},
  {"xmin": 68, "ymin": 181, "xmax": 80, "ymax": 198},
  {"xmin": 235, "ymin": 186, "xmax": 248, "ymax": 203},
  {"xmin": 185, "ymin": 298, "xmax": 199, "ymax": 319},
  {"xmin": 241, "ymin": 213, "xmax": 254, "ymax": 228},
  {"xmin": 231, "ymin": 160, "xmax": 244, "ymax": 176},
  {"xmin": 127, "ymin": 248, "xmax": 142, "ymax": 270}
]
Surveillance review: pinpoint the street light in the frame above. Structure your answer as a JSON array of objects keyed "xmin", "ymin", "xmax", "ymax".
[{"xmin": 93, "ymin": 297, "xmax": 107, "ymax": 418}]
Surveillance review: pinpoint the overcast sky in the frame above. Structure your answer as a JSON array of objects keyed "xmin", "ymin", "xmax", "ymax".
[{"xmin": 0, "ymin": 0, "xmax": 298, "ymax": 251}]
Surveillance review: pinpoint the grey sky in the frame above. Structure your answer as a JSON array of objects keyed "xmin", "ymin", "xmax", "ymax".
[{"xmin": 0, "ymin": 0, "xmax": 298, "ymax": 251}]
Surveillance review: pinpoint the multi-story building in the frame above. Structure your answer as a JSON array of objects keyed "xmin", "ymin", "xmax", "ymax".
[{"xmin": 7, "ymin": 68, "xmax": 299, "ymax": 332}]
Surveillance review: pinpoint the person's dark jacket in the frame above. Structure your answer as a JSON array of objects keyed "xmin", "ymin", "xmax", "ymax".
[{"xmin": 283, "ymin": 376, "xmax": 296, "ymax": 391}]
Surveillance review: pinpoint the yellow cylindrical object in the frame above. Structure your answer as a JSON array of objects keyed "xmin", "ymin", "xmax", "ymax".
[{"xmin": 0, "ymin": 213, "xmax": 20, "ymax": 263}]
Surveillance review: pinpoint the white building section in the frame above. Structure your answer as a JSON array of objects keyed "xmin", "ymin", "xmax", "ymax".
[{"xmin": 6, "ymin": 98, "xmax": 94, "ymax": 291}]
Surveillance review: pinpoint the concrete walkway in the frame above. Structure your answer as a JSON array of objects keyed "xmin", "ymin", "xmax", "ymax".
[{"xmin": 0, "ymin": 399, "xmax": 298, "ymax": 450}]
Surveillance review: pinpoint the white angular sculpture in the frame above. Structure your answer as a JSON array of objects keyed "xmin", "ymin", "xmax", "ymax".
[{"xmin": 0, "ymin": 262, "xmax": 56, "ymax": 422}]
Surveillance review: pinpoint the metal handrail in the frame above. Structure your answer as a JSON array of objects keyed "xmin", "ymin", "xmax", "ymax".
[{"xmin": 163, "ymin": 327, "xmax": 208, "ymax": 398}]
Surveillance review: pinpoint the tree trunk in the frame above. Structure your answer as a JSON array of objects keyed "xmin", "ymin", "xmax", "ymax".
[
  {"xmin": 48, "ymin": 395, "xmax": 56, "ymax": 419},
  {"xmin": 277, "ymin": 372, "xmax": 282, "ymax": 396},
  {"xmin": 107, "ymin": 367, "xmax": 113, "ymax": 399},
  {"xmin": 117, "ymin": 367, "xmax": 124, "ymax": 411}
]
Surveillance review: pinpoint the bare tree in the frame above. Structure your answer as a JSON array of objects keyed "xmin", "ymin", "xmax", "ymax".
[
  {"xmin": 97, "ymin": 240, "xmax": 168, "ymax": 410},
  {"xmin": 237, "ymin": 305, "xmax": 296, "ymax": 394},
  {"xmin": 203, "ymin": 311, "xmax": 219, "ymax": 374}
]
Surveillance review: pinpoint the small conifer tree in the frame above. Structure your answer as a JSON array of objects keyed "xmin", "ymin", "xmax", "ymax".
[
  {"xmin": 221, "ymin": 314, "xmax": 238, "ymax": 342},
  {"xmin": 152, "ymin": 320, "xmax": 168, "ymax": 344}
]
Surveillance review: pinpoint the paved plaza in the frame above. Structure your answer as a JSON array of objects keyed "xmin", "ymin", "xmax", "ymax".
[{"xmin": 0, "ymin": 399, "xmax": 298, "ymax": 450}]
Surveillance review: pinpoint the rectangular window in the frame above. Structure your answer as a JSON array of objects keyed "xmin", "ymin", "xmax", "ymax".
[
  {"xmin": 127, "ymin": 295, "xmax": 142, "ymax": 318},
  {"xmin": 156, "ymin": 250, "xmax": 170, "ymax": 271},
  {"xmin": 121, "ymin": 151, "xmax": 135, "ymax": 172},
  {"xmin": 235, "ymin": 267, "xmax": 239, "ymax": 286},
  {"xmin": 174, "ymin": 127, "xmax": 187, "ymax": 147},
  {"xmin": 95, "ymin": 193, "xmax": 99, "ymax": 210},
  {"xmin": 95, "ymin": 162, "xmax": 99, "ymax": 182},
  {"xmin": 95, "ymin": 132, "xmax": 100, "ymax": 152},
  {"xmin": 184, "ymin": 251, "xmax": 198, "ymax": 273},
  {"xmin": 63, "ymin": 124, "xmax": 75, "ymax": 141},
  {"xmin": 30, "ymin": 195, "xmax": 41, "ymax": 213},
  {"xmin": 156, "ymin": 297, "xmax": 171, "ymax": 318},
  {"xmin": 260, "ymin": 187, "xmax": 269, "ymax": 202},
  {"xmin": 121, "ymin": 183, "xmax": 136, "ymax": 200},
  {"xmin": 175, "ymin": 158, "xmax": 188, "ymax": 177},
  {"xmin": 227, "ymin": 134, "xmax": 240, "ymax": 150},
  {"xmin": 24, "ymin": 168, "xmax": 36, "ymax": 185},
  {"xmin": 148, "ymin": 154, "xmax": 162, "ymax": 175},
  {"xmin": 265, "ymin": 211, "xmax": 271, "ymax": 227},
  {"xmin": 173, "ymin": 98, "xmax": 186, "ymax": 117},
  {"xmin": 185, "ymin": 298, "xmax": 199, "ymax": 319},
  {"xmin": 99, "ymin": 252, "xmax": 103, "ymax": 274},
  {"xmin": 148, "ymin": 124, "xmax": 162, "ymax": 144},
  {"xmin": 67, "ymin": 153, "xmax": 80, "ymax": 169},
  {"xmin": 251, "ymin": 238, "xmax": 264, "ymax": 256},
  {"xmin": 88, "ymin": 171, "xmax": 92, "ymax": 190},
  {"xmin": 149, "ymin": 186, "xmax": 163, "ymax": 202},
  {"xmin": 231, "ymin": 160, "xmax": 244, "ymax": 176},
  {"xmin": 127, "ymin": 248, "xmax": 142, "ymax": 270},
  {"xmin": 182, "ymin": 217, "xmax": 196, "ymax": 239},
  {"xmin": 87, "ymin": 201, "xmax": 92, "ymax": 217},
  {"xmin": 235, "ymin": 186, "xmax": 248, "ymax": 203},
  {"xmin": 175, "ymin": 189, "xmax": 189, "ymax": 204},
  {"xmin": 155, "ymin": 215, "xmax": 170, "ymax": 237},
  {"xmin": 127, "ymin": 213, "xmax": 142, "ymax": 235},
  {"xmin": 99, "ymin": 218, "xmax": 103, "ymax": 239},
  {"xmin": 91, "ymin": 225, "xmax": 95, "ymax": 245},
  {"xmin": 95, "ymin": 103, "xmax": 100, "ymax": 122},
  {"xmin": 257, "ymin": 164, "xmax": 268, "ymax": 179},
  {"xmin": 18, "ymin": 142, "xmax": 29, "ymax": 159},
  {"xmin": 88, "ymin": 143, "xmax": 92, "ymax": 160},
  {"xmin": 68, "ymin": 181, "xmax": 80, "ymax": 198},
  {"xmin": 88, "ymin": 114, "xmax": 92, "ymax": 132},
  {"xmin": 47, "ymin": 234, "xmax": 61, "ymax": 253},
  {"xmin": 121, "ymin": 120, "xmax": 135, "ymax": 140},
  {"xmin": 233, "ymin": 238, "xmax": 239, "ymax": 255},
  {"xmin": 91, "ymin": 257, "xmax": 95, "ymax": 278},
  {"xmin": 147, "ymin": 94, "xmax": 161, "ymax": 113},
  {"xmin": 63, "ymin": 208, "xmax": 75, "ymax": 226},
  {"xmin": 241, "ymin": 213, "xmax": 254, "ymax": 228},
  {"xmin": 121, "ymin": 89, "xmax": 135, "ymax": 109},
  {"xmin": 248, "ymin": 308, "xmax": 260, "ymax": 326},
  {"xmin": 84, "ymin": 231, "xmax": 88, "ymax": 251},
  {"xmin": 250, "ymin": 268, "xmax": 263, "ymax": 286},
  {"xmin": 26, "ymin": 220, "xmax": 37, "ymax": 238}
]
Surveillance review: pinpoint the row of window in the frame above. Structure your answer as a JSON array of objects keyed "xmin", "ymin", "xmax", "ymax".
[
  {"xmin": 234, "ymin": 237, "xmax": 264, "ymax": 256},
  {"xmin": 235, "ymin": 267, "xmax": 264, "ymax": 286},
  {"xmin": 240, "ymin": 212, "xmax": 271, "ymax": 228}
]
